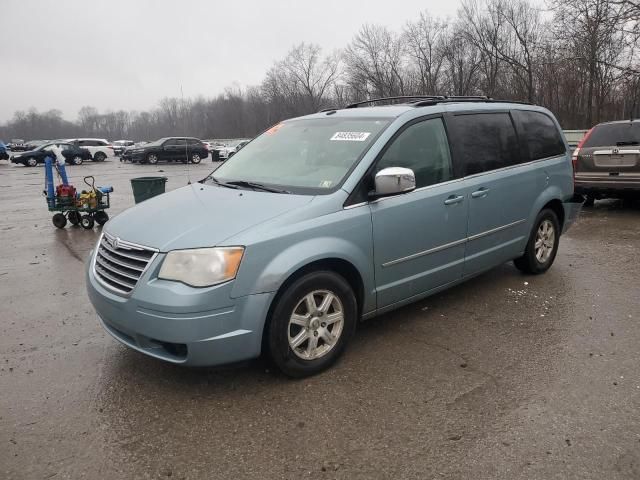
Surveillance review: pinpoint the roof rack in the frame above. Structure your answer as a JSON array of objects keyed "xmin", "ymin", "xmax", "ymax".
[
  {"xmin": 343, "ymin": 95, "xmax": 532, "ymax": 109},
  {"xmin": 345, "ymin": 96, "xmax": 446, "ymax": 109}
]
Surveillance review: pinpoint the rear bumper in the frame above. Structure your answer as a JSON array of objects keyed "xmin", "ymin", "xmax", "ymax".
[
  {"xmin": 575, "ymin": 176, "xmax": 640, "ymax": 195},
  {"xmin": 562, "ymin": 194, "xmax": 584, "ymax": 234}
]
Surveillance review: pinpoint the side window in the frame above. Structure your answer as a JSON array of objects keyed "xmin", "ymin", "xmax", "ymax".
[
  {"xmin": 164, "ymin": 139, "xmax": 178, "ymax": 146},
  {"xmin": 376, "ymin": 117, "xmax": 453, "ymax": 188},
  {"xmin": 187, "ymin": 139, "xmax": 200, "ymax": 145},
  {"xmin": 451, "ymin": 113, "xmax": 520, "ymax": 175},
  {"xmin": 513, "ymin": 110, "xmax": 565, "ymax": 160}
]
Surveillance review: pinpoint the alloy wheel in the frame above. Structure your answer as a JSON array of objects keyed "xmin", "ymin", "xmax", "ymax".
[{"xmin": 287, "ymin": 290, "xmax": 344, "ymax": 360}]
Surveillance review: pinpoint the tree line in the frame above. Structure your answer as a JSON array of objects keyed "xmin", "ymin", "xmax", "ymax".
[{"xmin": 1, "ymin": 0, "xmax": 638, "ymax": 142}]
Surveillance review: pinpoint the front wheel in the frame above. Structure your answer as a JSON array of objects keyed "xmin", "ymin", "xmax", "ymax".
[
  {"xmin": 267, "ymin": 271, "xmax": 357, "ymax": 377},
  {"xmin": 146, "ymin": 153, "xmax": 158, "ymax": 165},
  {"xmin": 25, "ymin": 157, "xmax": 38, "ymax": 167},
  {"xmin": 71, "ymin": 155, "xmax": 83, "ymax": 166},
  {"xmin": 52, "ymin": 213, "xmax": 67, "ymax": 229},
  {"xmin": 80, "ymin": 214, "xmax": 95, "ymax": 230},
  {"xmin": 514, "ymin": 209, "xmax": 560, "ymax": 274}
]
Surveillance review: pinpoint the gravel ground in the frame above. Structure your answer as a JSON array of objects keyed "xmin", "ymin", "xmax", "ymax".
[{"xmin": 1, "ymin": 158, "xmax": 639, "ymax": 480}]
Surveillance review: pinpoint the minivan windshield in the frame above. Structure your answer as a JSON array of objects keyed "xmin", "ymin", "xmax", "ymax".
[
  {"xmin": 208, "ymin": 117, "xmax": 390, "ymax": 194},
  {"xmin": 583, "ymin": 122, "xmax": 640, "ymax": 147}
]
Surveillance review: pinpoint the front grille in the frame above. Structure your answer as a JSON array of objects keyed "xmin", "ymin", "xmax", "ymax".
[{"xmin": 94, "ymin": 233, "xmax": 157, "ymax": 294}]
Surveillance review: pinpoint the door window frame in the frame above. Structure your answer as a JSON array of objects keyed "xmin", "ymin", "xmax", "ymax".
[
  {"xmin": 447, "ymin": 109, "xmax": 525, "ymax": 178},
  {"xmin": 345, "ymin": 113, "xmax": 461, "ymax": 207}
]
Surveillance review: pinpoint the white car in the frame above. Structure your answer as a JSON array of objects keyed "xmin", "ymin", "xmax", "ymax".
[
  {"xmin": 217, "ymin": 139, "xmax": 250, "ymax": 160},
  {"xmin": 66, "ymin": 138, "xmax": 114, "ymax": 162}
]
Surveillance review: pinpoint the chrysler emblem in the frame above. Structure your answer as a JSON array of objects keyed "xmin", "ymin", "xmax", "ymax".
[
  {"xmin": 113, "ymin": 237, "xmax": 120, "ymax": 249},
  {"xmin": 613, "ymin": 148, "xmax": 619, "ymax": 154}
]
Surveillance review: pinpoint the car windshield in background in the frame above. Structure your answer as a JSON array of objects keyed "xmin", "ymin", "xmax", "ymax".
[
  {"xmin": 210, "ymin": 118, "xmax": 390, "ymax": 193},
  {"xmin": 583, "ymin": 123, "xmax": 640, "ymax": 147}
]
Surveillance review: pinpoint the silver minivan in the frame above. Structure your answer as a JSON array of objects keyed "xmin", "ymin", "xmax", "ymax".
[{"xmin": 86, "ymin": 97, "xmax": 582, "ymax": 377}]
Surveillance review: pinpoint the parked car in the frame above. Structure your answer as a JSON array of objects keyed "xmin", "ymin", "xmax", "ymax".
[
  {"xmin": 86, "ymin": 97, "xmax": 582, "ymax": 377},
  {"xmin": 121, "ymin": 137, "xmax": 208, "ymax": 164},
  {"xmin": 573, "ymin": 119, "xmax": 640, "ymax": 205},
  {"xmin": 216, "ymin": 139, "xmax": 251, "ymax": 160},
  {"xmin": 10, "ymin": 141, "xmax": 92, "ymax": 166},
  {"xmin": 562, "ymin": 130, "xmax": 589, "ymax": 154},
  {"xmin": 67, "ymin": 138, "xmax": 113, "ymax": 162},
  {"xmin": 112, "ymin": 140, "xmax": 135, "ymax": 156},
  {"xmin": 7, "ymin": 139, "xmax": 28, "ymax": 152}
]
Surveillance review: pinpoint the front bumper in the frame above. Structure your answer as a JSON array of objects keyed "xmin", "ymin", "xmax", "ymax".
[{"xmin": 86, "ymin": 250, "xmax": 274, "ymax": 366}]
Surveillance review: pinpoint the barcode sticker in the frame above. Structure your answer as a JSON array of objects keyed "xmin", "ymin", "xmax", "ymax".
[{"xmin": 330, "ymin": 132, "xmax": 371, "ymax": 142}]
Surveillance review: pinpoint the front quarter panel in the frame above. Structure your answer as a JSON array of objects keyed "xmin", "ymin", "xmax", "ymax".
[{"xmin": 229, "ymin": 203, "xmax": 376, "ymax": 315}]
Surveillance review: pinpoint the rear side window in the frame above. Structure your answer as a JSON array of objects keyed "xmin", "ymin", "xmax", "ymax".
[
  {"xmin": 376, "ymin": 117, "xmax": 453, "ymax": 188},
  {"xmin": 513, "ymin": 110, "xmax": 565, "ymax": 160},
  {"xmin": 451, "ymin": 113, "xmax": 520, "ymax": 175},
  {"xmin": 583, "ymin": 122, "xmax": 640, "ymax": 147}
]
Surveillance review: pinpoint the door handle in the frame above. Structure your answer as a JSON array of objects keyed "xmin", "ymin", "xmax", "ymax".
[
  {"xmin": 444, "ymin": 195, "xmax": 465, "ymax": 205},
  {"xmin": 471, "ymin": 188, "xmax": 490, "ymax": 198}
]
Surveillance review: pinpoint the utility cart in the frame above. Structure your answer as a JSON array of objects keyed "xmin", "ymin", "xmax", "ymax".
[{"xmin": 44, "ymin": 156, "xmax": 113, "ymax": 229}]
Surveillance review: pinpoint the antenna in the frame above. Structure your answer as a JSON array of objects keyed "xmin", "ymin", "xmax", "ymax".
[{"xmin": 181, "ymin": 85, "xmax": 191, "ymax": 185}]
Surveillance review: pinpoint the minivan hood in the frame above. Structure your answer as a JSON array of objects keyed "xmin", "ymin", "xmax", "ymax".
[{"xmin": 105, "ymin": 183, "xmax": 314, "ymax": 251}]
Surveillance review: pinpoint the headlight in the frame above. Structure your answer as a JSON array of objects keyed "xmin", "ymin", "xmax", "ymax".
[{"xmin": 158, "ymin": 247, "xmax": 244, "ymax": 287}]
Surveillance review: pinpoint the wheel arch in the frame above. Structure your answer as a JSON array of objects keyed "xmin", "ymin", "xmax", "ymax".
[
  {"xmin": 541, "ymin": 198, "xmax": 565, "ymax": 231},
  {"xmin": 260, "ymin": 257, "xmax": 366, "ymax": 358}
]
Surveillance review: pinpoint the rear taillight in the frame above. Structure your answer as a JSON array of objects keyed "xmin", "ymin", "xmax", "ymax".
[{"xmin": 571, "ymin": 127, "xmax": 594, "ymax": 186}]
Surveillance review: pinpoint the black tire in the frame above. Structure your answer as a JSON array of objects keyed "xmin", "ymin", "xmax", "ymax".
[
  {"xmin": 71, "ymin": 155, "xmax": 83, "ymax": 166},
  {"xmin": 191, "ymin": 153, "xmax": 201, "ymax": 164},
  {"xmin": 266, "ymin": 271, "xmax": 357, "ymax": 378},
  {"xmin": 514, "ymin": 209, "xmax": 560, "ymax": 275},
  {"xmin": 52, "ymin": 213, "xmax": 67, "ymax": 229},
  {"xmin": 583, "ymin": 195, "xmax": 595, "ymax": 207},
  {"xmin": 67, "ymin": 211, "xmax": 81, "ymax": 225},
  {"xmin": 25, "ymin": 157, "xmax": 38, "ymax": 167},
  {"xmin": 94, "ymin": 211, "xmax": 109, "ymax": 225},
  {"xmin": 80, "ymin": 214, "xmax": 94, "ymax": 230},
  {"xmin": 146, "ymin": 153, "xmax": 158, "ymax": 165},
  {"xmin": 94, "ymin": 152, "xmax": 106, "ymax": 162}
]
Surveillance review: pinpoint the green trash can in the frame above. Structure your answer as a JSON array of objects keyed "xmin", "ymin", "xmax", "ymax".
[{"xmin": 130, "ymin": 176, "xmax": 168, "ymax": 203}]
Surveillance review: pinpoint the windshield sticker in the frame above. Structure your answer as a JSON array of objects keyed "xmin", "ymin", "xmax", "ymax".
[
  {"xmin": 320, "ymin": 180, "xmax": 333, "ymax": 188},
  {"xmin": 266, "ymin": 123, "xmax": 284, "ymax": 135},
  {"xmin": 330, "ymin": 131, "xmax": 371, "ymax": 142}
]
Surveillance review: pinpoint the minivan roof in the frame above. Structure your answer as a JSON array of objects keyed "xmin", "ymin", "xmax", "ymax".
[{"xmin": 300, "ymin": 100, "xmax": 545, "ymax": 121}]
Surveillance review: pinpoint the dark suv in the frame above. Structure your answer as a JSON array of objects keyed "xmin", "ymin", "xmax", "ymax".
[
  {"xmin": 573, "ymin": 120, "xmax": 640, "ymax": 205},
  {"xmin": 122, "ymin": 137, "xmax": 208, "ymax": 164}
]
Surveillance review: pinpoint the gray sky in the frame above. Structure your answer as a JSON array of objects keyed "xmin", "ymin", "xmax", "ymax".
[{"xmin": 1, "ymin": 0, "xmax": 460, "ymax": 122}]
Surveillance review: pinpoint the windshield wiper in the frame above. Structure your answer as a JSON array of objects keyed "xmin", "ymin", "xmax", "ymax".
[
  {"xmin": 225, "ymin": 180, "xmax": 290, "ymax": 194},
  {"xmin": 616, "ymin": 141, "xmax": 639, "ymax": 146},
  {"xmin": 202, "ymin": 175, "xmax": 240, "ymax": 189}
]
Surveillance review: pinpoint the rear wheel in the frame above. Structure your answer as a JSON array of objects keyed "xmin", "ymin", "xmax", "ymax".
[
  {"xmin": 52, "ymin": 213, "xmax": 67, "ymax": 229},
  {"xmin": 514, "ymin": 209, "xmax": 560, "ymax": 274},
  {"xmin": 67, "ymin": 211, "xmax": 81, "ymax": 225},
  {"xmin": 583, "ymin": 195, "xmax": 595, "ymax": 207},
  {"xmin": 80, "ymin": 215, "xmax": 94, "ymax": 230},
  {"xmin": 267, "ymin": 271, "xmax": 357, "ymax": 377},
  {"xmin": 94, "ymin": 211, "xmax": 109, "ymax": 225},
  {"xmin": 191, "ymin": 153, "xmax": 201, "ymax": 164},
  {"xmin": 94, "ymin": 152, "xmax": 106, "ymax": 162}
]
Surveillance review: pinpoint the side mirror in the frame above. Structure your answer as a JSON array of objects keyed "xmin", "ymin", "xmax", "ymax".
[{"xmin": 373, "ymin": 167, "xmax": 416, "ymax": 197}]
